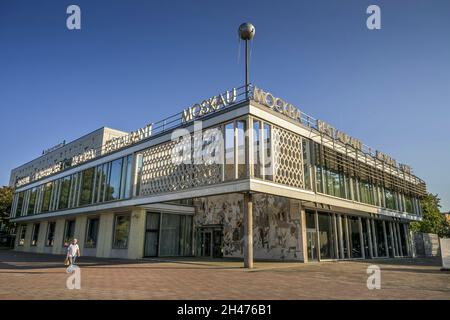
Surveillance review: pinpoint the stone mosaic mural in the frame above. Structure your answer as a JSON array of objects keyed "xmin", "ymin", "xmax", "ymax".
[{"xmin": 193, "ymin": 193, "xmax": 304, "ymax": 260}]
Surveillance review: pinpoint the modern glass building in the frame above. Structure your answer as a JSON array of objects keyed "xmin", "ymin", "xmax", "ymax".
[{"xmin": 9, "ymin": 85, "xmax": 426, "ymax": 265}]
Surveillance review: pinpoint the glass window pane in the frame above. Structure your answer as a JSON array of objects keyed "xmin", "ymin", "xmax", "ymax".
[
  {"xmin": 46, "ymin": 222, "xmax": 55, "ymax": 247},
  {"xmin": 58, "ymin": 176, "xmax": 71, "ymax": 210},
  {"xmin": 63, "ymin": 220, "xmax": 76, "ymax": 246},
  {"xmin": 160, "ymin": 214, "xmax": 180, "ymax": 256},
  {"xmin": 16, "ymin": 192, "xmax": 25, "ymax": 216},
  {"xmin": 263, "ymin": 123, "xmax": 273, "ymax": 180},
  {"xmin": 79, "ymin": 168, "xmax": 95, "ymax": 206},
  {"xmin": 253, "ymin": 120, "xmax": 262, "ymax": 178},
  {"xmin": 19, "ymin": 225, "xmax": 27, "ymax": 246},
  {"xmin": 85, "ymin": 218, "xmax": 99, "ymax": 248},
  {"xmin": 318, "ymin": 213, "xmax": 335, "ymax": 259},
  {"xmin": 31, "ymin": 223, "xmax": 40, "ymax": 246},
  {"xmin": 135, "ymin": 154, "xmax": 144, "ymax": 196},
  {"xmin": 349, "ymin": 217, "xmax": 362, "ymax": 258},
  {"xmin": 113, "ymin": 215, "xmax": 130, "ymax": 248},
  {"xmin": 146, "ymin": 212, "xmax": 160, "ymax": 230},
  {"xmin": 224, "ymin": 123, "xmax": 235, "ymax": 180},
  {"xmin": 41, "ymin": 182, "xmax": 53, "ymax": 212},
  {"xmin": 27, "ymin": 188, "xmax": 38, "ymax": 215},
  {"xmin": 237, "ymin": 121, "xmax": 246, "ymax": 179},
  {"xmin": 106, "ymin": 158, "xmax": 123, "ymax": 201}
]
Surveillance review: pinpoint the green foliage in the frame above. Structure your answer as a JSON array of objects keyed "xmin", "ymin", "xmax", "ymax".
[
  {"xmin": 0, "ymin": 186, "xmax": 14, "ymax": 231},
  {"xmin": 410, "ymin": 193, "xmax": 450, "ymax": 238}
]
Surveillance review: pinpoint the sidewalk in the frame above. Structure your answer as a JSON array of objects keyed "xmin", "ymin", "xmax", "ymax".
[{"xmin": 0, "ymin": 250, "xmax": 449, "ymax": 300}]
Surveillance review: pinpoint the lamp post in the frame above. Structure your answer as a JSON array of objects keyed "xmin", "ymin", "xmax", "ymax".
[{"xmin": 239, "ymin": 23, "xmax": 255, "ymax": 99}]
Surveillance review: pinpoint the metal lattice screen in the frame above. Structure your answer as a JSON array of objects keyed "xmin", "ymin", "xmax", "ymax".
[
  {"xmin": 272, "ymin": 127, "xmax": 305, "ymax": 189},
  {"xmin": 139, "ymin": 130, "xmax": 223, "ymax": 196}
]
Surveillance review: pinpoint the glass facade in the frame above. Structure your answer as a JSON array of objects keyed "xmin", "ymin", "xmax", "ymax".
[
  {"xmin": 306, "ymin": 209, "xmax": 410, "ymax": 261},
  {"xmin": 13, "ymin": 155, "xmax": 134, "ymax": 217},
  {"xmin": 144, "ymin": 212, "xmax": 193, "ymax": 257}
]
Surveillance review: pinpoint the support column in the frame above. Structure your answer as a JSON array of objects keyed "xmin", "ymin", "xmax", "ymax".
[
  {"xmin": 333, "ymin": 213, "xmax": 339, "ymax": 259},
  {"xmin": 300, "ymin": 208, "xmax": 308, "ymax": 263},
  {"xmin": 244, "ymin": 193, "xmax": 253, "ymax": 269},
  {"xmin": 371, "ymin": 219, "xmax": 378, "ymax": 258},
  {"xmin": 396, "ymin": 223, "xmax": 404, "ymax": 257},
  {"xmin": 366, "ymin": 218, "xmax": 373, "ymax": 259},
  {"xmin": 344, "ymin": 216, "xmax": 351, "ymax": 259},
  {"xmin": 337, "ymin": 215, "xmax": 344, "ymax": 259},
  {"xmin": 382, "ymin": 220, "xmax": 388, "ymax": 257},
  {"xmin": 390, "ymin": 221, "xmax": 398, "ymax": 257},
  {"xmin": 403, "ymin": 223, "xmax": 412, "ymax": 257},
  {"xmin": 358, "ymin": 217, "xmax": 365, "ymax": 259},
  {"xmin": 315, "ymin": 210, "xmax": 320, "ymax": 261}
]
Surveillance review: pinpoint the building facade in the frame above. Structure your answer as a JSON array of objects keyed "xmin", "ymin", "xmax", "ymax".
[{"xmin": 9, "ymin": 85, "xmax": 426, "ymax": 264}]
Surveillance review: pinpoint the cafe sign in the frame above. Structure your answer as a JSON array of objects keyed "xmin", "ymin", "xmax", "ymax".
[{"xmin": 252, "ymin": 86, "xmax": 303, "ymax": 124}]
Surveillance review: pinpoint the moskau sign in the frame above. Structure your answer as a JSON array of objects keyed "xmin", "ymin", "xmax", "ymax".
[
  {"xmin": 182, "ymin": 89, "xmax": 237, "ymax": 123},
  {"xmin": 252, "ymin": 87, "xmax": 303, "ymax": 124}
]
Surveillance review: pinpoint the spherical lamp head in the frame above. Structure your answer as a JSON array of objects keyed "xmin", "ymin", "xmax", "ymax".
[{"xmin": 239, "ymin": 23, "xmax": 255, "ymax": 41}]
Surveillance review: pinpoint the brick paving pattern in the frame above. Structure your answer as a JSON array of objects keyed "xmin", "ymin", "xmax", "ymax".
[{"xmin": 0, "ymin": 250, "xmax": 449, "ymax": 299}]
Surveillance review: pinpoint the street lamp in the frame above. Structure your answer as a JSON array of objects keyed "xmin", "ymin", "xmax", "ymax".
[{"xmin": 239, "ymin": 23, "xmax": 255, "ymax": 99}]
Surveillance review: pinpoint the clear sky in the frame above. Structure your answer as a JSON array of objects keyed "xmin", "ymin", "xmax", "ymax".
[{"xmin": 0, "ymin": 0, "xmax": 449, "ymax": 210}]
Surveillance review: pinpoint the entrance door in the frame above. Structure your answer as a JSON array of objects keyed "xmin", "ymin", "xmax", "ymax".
[
  {"xmin": 144, "ymin": 212, "xmax": 160, "ymax": 257},
  {"xmin": 200, "ymin": 231, "xmax": 212, "ymax": 257},
  {"xmin": 307, "ymin": 230, "xmax": 318, "ymax": 261},
  {"xmin": 198, "ymin": 226, "xmax": 223, "ymax": 258}
]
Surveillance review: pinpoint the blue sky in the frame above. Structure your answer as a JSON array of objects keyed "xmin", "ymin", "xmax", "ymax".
[{"xmin": 0, "ymin": 0, "xmax": 449, "ymax": 210}]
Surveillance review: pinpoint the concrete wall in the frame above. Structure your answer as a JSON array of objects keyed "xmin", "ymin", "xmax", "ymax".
[
  {"xmin": 12, "ymin": 207, "xmax": 146, "ymax": 260},
  {"xmin": 194, "ymin": 193, "xmax": 305, "ymax": 261},
  {"xmin": 413, "ymin": 232, "xmax": 441, "ymax": 257}
]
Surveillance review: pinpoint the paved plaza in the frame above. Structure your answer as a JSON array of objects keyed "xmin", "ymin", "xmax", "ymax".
[{"xmin": 0, "ymin": 250, "xmax": 449, "ymax": 300}]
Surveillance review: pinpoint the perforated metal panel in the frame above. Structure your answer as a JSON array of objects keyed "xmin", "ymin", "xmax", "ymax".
[{"xmin": 272, "ymin": 127, "xmax": 305, "ymax": 189}]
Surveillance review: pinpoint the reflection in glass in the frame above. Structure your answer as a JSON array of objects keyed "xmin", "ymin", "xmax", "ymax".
[
  {"xmin": 41, "ymin": 182, "xmax": 53, "ymax": 212},
  {"xmin": 224, "ymin": 123, "xmax": 235, "ymax": 180},
  {"xmin": 85, "ymin": 218, "xmax": 99, "ymax": 248},
  {"xmin": 58, "ymin": 176, "xmax": 71, "ymax": 210},
  {"xmin": 107, "ymin": 158, "xmax": 123, "ymax": 201},
  {"xmin": 253, "ymin": 120, "xmax": 262, "ymax": 178},
  {"xmin": 348, "ymin": 217, "xmax": 362, "ymax": 258},
  {"xmin": 79, "ymin": 168, "xmax": 95, "ymax": 206},
  {"xmin": 113, "ymin": 214, "xmax": 130, "ymax": 248},
  {"xmin": 318, "ymin": 212, "xmax": 336, "ymax": 260},
  {"xmin": 27, "ymin": 188, "xmax": 38, "ymax": 215},
  {"xmin": 237, "ymin": 121, "xmax": 246, "ymax": 179}
]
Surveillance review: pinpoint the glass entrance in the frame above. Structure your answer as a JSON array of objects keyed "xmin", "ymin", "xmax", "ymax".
[
  {"xmin": 306, "ymin": 230, "xmax": 318, "ymax": 261},
  {"xmin": 197, "ymin": 226, "xmax": 223, "ymax": 258},
  {"xmin": 144, "ymin": 212, "xmax": 193, "ymax": 257}
]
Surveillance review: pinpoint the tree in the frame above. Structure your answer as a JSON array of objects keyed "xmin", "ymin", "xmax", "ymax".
[
  {"xmin": 410, "ymin": 193, "xmax": 450, "ymax": 238},
  {"xmin": 0, "ymin": 186, "xmax": 14, "ymax": 232}
]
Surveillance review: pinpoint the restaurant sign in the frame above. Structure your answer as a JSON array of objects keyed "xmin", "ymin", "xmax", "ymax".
[
  {"xmin": 317, "ymin": 119, "xmax": 363, "ymax": 151},
  {"xmin": 104, "ymin": 123, "xmax": 153, "ymax": 154}
]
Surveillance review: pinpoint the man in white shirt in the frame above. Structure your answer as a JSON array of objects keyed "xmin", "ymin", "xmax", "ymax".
[{"xmin": 67, "ymin": 238, "xmax": 80, "ymax": 265}]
